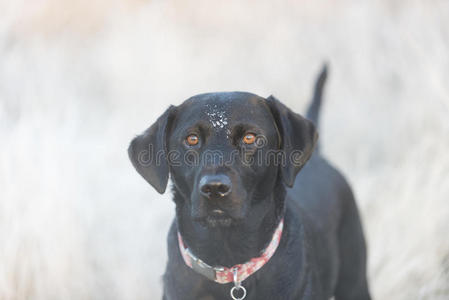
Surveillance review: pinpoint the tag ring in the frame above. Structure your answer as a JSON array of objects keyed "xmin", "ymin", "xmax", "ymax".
[{"xmin": 230, "ymin": 285, "xmax": 247, "ymax": 300}]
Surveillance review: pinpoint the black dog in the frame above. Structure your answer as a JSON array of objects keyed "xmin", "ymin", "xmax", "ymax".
[{"xmin": 128, "ymin": 66, "xmax": 371, "ymax": 300}]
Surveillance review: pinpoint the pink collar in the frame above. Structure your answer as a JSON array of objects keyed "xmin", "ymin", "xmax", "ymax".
[{"xmin": 177, "ymin": 218, "xmax": 284, "ymax": 284}]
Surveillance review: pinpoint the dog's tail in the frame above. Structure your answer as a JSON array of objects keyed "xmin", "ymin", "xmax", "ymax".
[{"xmin": 306, "ymin": 64, "xmax": 328, "ymax": 129}]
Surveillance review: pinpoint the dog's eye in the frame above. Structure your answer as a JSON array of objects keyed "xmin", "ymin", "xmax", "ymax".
[
  {"xmin": 186, "ymin": 134, "xmax": 200, "ymax": 146},
  {"xmin": 242, "ymin": 133, "xmax": 256, "ymax": 145}
]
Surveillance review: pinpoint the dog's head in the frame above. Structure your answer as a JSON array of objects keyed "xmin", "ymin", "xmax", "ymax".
[{"xmin": 129, "ymin": 92, "xmax": 317, "ymax": 228}]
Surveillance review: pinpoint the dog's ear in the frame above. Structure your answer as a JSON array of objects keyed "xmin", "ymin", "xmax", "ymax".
[
  {"xmin": 128, "ymin": 105, "xmax": 176, "ymax": 194},
  {"xmin": 266, "ymin": 96, "xmax": 318, "ymax": 187}
]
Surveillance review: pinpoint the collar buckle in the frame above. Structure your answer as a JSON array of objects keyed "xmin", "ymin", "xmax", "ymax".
[{"xmin": 185, "ymin": 248, "xmax": 224, "ymax": 282}]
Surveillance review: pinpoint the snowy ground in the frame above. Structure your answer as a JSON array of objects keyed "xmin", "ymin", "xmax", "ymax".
[{"xmin": 0, "ymin": 0, "xmax": 448, "ymax": 299}]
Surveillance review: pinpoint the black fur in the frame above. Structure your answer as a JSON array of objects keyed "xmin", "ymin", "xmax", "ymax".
[{"xmin": 128, "ymin": 66, "xmax": 371, "ymax": 300}]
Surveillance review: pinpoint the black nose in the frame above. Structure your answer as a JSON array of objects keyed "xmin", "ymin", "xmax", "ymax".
[{"xmin": 199, "ymin": 174, "xmax": 232, "ymax": 198}]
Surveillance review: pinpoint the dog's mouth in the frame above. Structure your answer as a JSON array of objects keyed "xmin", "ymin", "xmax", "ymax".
[{"xmin": 200, "ymin": 209, "xmax": 233, "ymax": 228}]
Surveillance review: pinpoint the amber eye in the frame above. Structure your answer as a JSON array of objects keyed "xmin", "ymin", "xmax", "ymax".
[
  {"xmin": 242, "ymin": 133, "xmax": 256, "ymax": 145},
  {"xmin": 186, "ymin": 134, "xmax": 199, "ymax": 146}
]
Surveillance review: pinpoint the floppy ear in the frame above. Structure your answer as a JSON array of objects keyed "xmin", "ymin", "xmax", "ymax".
[
  {"xmin": 266, "ymin": 96, "xmax": 318, "ymax": 187},
  {"xmin": 128, "ymin": 105, "xmax": 176, "ymax": 194}
]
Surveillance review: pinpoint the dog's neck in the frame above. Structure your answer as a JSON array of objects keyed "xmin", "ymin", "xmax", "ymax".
[{"xmin": 172, "ymin": 183, "xmax": 286, "ymax": 268}]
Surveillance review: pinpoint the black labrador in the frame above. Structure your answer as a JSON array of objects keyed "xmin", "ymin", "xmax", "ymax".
[{"xmin": 128, "ymin": 66, "xmax": 371, "ymax": 300}]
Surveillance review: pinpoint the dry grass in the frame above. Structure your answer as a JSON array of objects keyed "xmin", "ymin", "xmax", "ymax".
[{"xmin": 0, "ymin": 0, "xmax": 448, "ymax": 299}]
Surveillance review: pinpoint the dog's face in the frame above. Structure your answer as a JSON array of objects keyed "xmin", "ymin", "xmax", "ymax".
[
  {"xmin": 167, "ymin": 93, "xmax": 281, "ymax": 227},
  {"xmin": 129, "ymin": 92, "xmax": 317, "ymax": 228}
]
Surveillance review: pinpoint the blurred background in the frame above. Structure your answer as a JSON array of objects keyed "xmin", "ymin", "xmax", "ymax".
[{"xmin": 0, "ymin": 0, "xmax": 448, "ymax": 299}]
